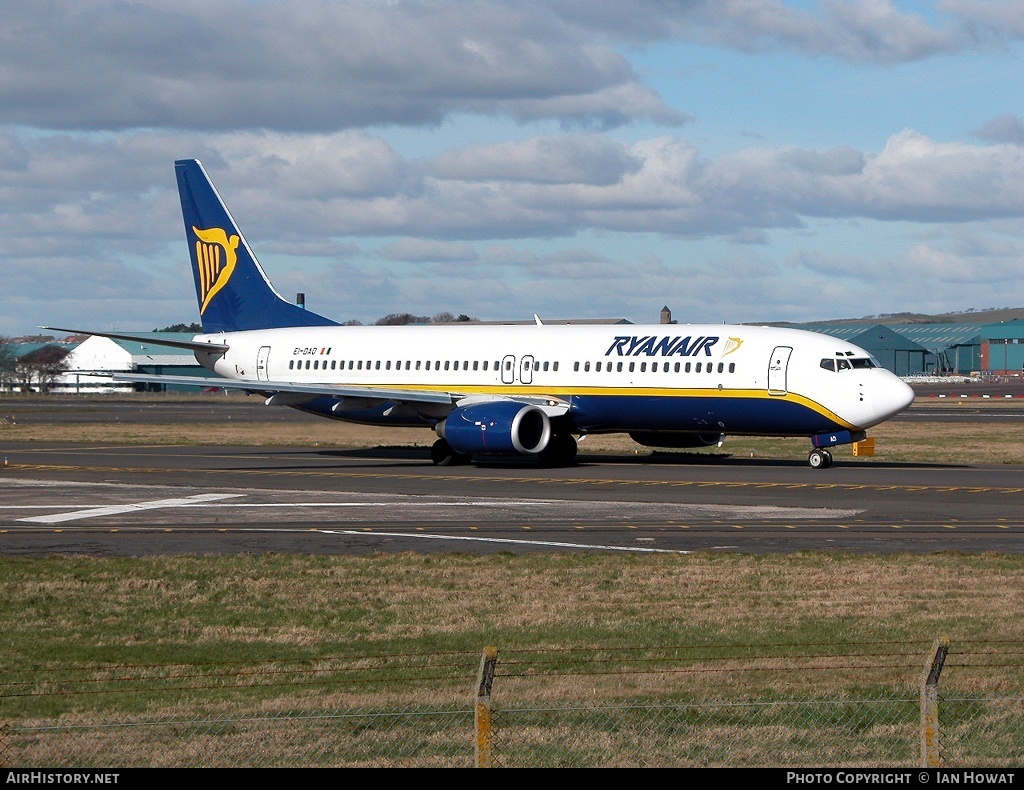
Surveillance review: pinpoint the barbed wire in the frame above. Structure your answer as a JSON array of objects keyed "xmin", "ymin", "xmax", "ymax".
[{"xmin": 4, "ymin": 639, "xmax": 1021, "ymax": 701}]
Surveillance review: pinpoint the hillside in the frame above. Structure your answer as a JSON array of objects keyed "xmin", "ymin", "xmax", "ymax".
[{"xmin": 781, "ymin": 307, "xmax": 1024, "ymax": 326}]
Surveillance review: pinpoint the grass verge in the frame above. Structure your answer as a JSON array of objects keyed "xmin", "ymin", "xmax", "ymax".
[
  {"xmin": 2, "ymin": 552, "xmax": 1023, "ymax": 719},
  {"xmin": 1, "ymin": 395, "xmax": 1023, "ymax": 723}
]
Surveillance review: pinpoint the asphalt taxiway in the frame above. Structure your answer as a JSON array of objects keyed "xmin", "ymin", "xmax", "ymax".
[{"xmin": 2, "ymin": 438, "xmax": 1023, "ymax": 556}]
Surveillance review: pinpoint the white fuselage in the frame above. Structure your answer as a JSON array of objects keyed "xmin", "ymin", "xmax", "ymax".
[{"xmin": 194, "ymin": 322, "xmax": 915, "ymax": 437}]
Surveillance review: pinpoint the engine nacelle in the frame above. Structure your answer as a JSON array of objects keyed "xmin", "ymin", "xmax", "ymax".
[
  {"xmin": 629, "ymin": 431, "xmax": 724, "ymax": 448},
  {"xmin": 438, "ymin": 401, "xmax": 552, "ymax": 456}
]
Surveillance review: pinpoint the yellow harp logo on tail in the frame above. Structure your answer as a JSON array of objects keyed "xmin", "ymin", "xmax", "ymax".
[{"xmin": 193, "ymin": 226, "xmax": 240, "ymax": 314}]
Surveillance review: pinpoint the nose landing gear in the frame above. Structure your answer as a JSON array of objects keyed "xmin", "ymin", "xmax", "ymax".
[
  {"xmin": 807, "ymin": 448, "xmax": 833, "ymax": 469},
  {"xmin": 808, "ymin": 429, "xmax": 866, "ymax": 469}
]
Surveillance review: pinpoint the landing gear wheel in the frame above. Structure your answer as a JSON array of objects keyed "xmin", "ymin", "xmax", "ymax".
[
  {"xmin": 807, "ymin": 448, "xmax": 833, "ymax": 469},
  {"xmin": 537, "ymin": 434, "xmax": 578, "ymax": 467},
  {"xmin": 431, "ymin": 439, "xmax": 471, "ymax": 466}
]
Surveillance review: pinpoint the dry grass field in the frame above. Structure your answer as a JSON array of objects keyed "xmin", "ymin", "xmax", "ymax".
[
  {"xmin": 4, "ymin": 551, "xmax": 1024, "ymax": 720},
  {"xmin": 2, "ymin": 393, "xmax": 1023, "ymax": 725},
  {"xmin": 2, "ymin": 392, "xmax": 1024, "ymax": 465}
]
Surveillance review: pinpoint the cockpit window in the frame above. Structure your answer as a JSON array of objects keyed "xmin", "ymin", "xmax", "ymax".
[{"xmin": 822, "ymin": 355, "xmax": 879, "ymax": 372}]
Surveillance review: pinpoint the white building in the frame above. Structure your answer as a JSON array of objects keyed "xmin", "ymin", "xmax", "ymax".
[{"xmin": 55, "ymin": 333, "xmax": 213, "ymax": 393}]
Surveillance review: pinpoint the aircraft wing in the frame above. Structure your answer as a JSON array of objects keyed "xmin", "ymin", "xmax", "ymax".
[
  {"xmin": 111, "ymin": 374, "xmax": 571, "ymax": 417},
  {"xmin": 110, "ymin": 372, "xmax": 457, "ymax": 405}
]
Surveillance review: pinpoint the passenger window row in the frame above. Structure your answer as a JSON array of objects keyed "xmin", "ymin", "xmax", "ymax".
[
  {"xmin": 574, "ymin": 360, "xmax": 736, "ymax": 374},
  {"xmin": 285, "ymin": 357, "xmax": 738, "ymax": 375},
  {"xmin": 287, "ymin": 359, "xmax": 560, "ymax": 372}
]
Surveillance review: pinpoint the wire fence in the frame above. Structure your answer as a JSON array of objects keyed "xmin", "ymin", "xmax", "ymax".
[
  {"xmin": 489, "ymin": 694, "xmax": 1024, "ymax": 767},
  {"xmin": 3, "ymin": 707, "xmax": 475, "ymax": 768},
  {"xmin": 2, "ymin": 639, "xmax": 1023, "ymax": 768}
]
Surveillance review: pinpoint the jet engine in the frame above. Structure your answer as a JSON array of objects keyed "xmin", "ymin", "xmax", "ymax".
[{"xmin": 437, "ymin": 401, "xmax": 552, "ymax": 456}]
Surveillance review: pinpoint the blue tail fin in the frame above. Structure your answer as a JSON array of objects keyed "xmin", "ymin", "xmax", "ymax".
[{"xmin": 175, "ymin": 159, "xmax": 338, "ymax": 332}]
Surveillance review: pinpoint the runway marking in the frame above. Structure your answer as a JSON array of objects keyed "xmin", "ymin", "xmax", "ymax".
[
  {"xmin": 320, "ymin": 529, "xmax": 689, "ymax": 554},
  {"xmin": 7, "ymin": 463, "xmax": 1024, "ymax": 495},
  {"xmin": 17, "ymin": 493, "xmax": 243, "ymax": 524},
  {"xmin": 3, "ymin": 520, "xmax": 1023, "ymax": 535},
  {"xmin": 199, "ymin": 499, "xmax": 559, "ymax": 508},
  {"xmin": 1, "ymin": 499, "xmax": 557, "ymax": 511}
]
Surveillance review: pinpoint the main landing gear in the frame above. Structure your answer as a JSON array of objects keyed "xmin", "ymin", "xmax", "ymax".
[
  {"xmin": 537, "ymin": 433, "xmax": 578, "ymax": 467},
  {"xmin": 431, "ymin": 439, "xmax": 471, "ymax": 466},
  {"xmin": 807, "ymin": 448, "xmax": 833, "ymax": 469},
  {"xmin": 430, "ymin": 434, "xmax": 579, "ymax": 467}
]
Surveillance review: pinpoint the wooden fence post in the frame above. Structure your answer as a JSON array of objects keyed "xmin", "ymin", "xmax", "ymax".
[
  {"xmin": 920, "ymin": 636, "xmax": 949, "ymax": 768},
  {"xmin": 475, "ymin": 645, "xmax": 498, "ymax": 768}
]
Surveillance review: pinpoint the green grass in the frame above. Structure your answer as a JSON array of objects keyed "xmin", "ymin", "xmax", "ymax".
[
  {"xmin": 2, "ymin": 552, "xmax": 1023, "ymax": 720},
  {"xmin": 2, "ymin": 395, "xmax": 1023, "ymax": 733}
]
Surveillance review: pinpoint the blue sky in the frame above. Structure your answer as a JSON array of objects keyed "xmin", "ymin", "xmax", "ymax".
[{"xmin": 2, "ymin": 1, "xmax": 1023, "ymax": 335}]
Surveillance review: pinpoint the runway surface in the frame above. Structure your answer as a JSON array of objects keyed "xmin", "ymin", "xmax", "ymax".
[
  {"xmin": 2, "ymin": 435, "xmax": 1023, "ymax": 556},
  {"xmin": 1, "ymin": 388, "xmax": 1023, "ymax": 556}
]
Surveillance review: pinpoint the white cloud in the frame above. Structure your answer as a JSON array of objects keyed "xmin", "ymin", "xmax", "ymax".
[
  {"xmin": 379, "ymin": 239, "xmax": 478, "ymax": 263},
  {"xmin": 432, "ymin": 135, "xmax": 641, "ymax": 185},
  {"xmin": 553, "ymin": 0, "xmax": 976, "ymax": 63},
  {"xmin": 2, "ymin": 1, "xmax": 1011, "ymax": 138},
  {"xmin": 6, "ymin": 127, "xmax": 1024, "ymax": 244},
  {"xmin": 1, "ymin": 2, "xmax": 1023, "ymax": 332},
  {"xmin": 0, "ymin": 1, "xmax": 681, "ymax": 132},
  {"xmin": 3, "ymin": 127, "xmax": 1024, "ymax": 287},
  {"xmin": 974, "ymin": 114, "xmax": 1024, "ymax": 146},
  {"xmin": 848, "ymin": 130, "xmax": 1024, "ymax": 220},
  {"xmin": 941, "ymin": 0, "xmax": 1024, "ymax": 39}
]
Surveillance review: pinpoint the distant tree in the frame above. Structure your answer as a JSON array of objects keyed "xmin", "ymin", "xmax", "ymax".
[
  {"xmin": 14, "ymin": 345, "xmax": 70, "ymax": 394},
  {"xmin": 153, "ymin": 323, "xmax": 202, "ymax": 332},
  {"xmin": 373, "ymin": 312, "xmax": 477, "ymax": 325},
  {"xmin": 0, "ymin": 337, "xmax": 17, "ymax": 390},
  {"xmin": 374, "ymin": 313, "xmax": 431, "ymax": 326},
  {"xmin": 342, "ymin": 319, "xmax": 363, "ymax": 326}
]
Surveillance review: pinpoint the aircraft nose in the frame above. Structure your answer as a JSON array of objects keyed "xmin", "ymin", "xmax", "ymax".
[{"xmin": 875, "ymin": 375, "xmax": 916, "ymax": 421}]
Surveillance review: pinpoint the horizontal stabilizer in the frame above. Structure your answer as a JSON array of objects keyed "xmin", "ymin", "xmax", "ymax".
[{"xmin": 40, "ymin": 327, "xmax": 229, "ymax": 354}]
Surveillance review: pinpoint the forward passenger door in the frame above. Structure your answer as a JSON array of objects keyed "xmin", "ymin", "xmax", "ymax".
[{"xmin": 768, "ymin": 346, "xmax": 792, "ymax": 396}]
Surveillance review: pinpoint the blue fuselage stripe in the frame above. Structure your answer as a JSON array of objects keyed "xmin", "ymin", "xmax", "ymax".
[
  {"xmin": 568, "ymin": 394, "xmax": 842, "ymax": 435},
  {"xmin": 293, "ymin": 392, "xmax": 845, "ymax": 436}
]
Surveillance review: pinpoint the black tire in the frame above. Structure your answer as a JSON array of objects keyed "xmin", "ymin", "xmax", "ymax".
[
  {"xmin": 808, "ymin": 449, "xmax": 826, "ymax": 469},
  {"xmin": 431, "ymin": 439, "xmax": 470, "ymax": 466},
  {"xmin": 537, "ymin": 434, "xmax": 578, "ymax": 467}
]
